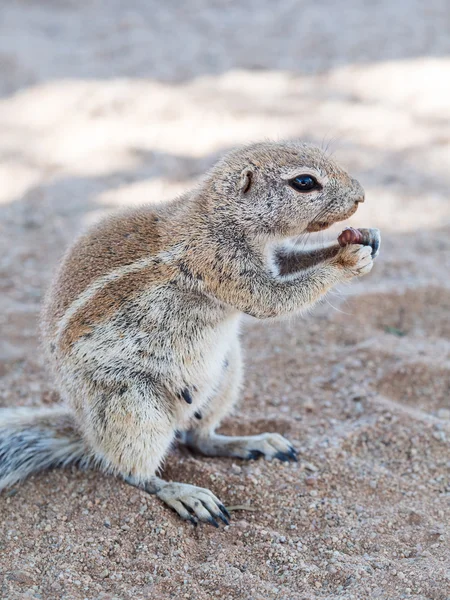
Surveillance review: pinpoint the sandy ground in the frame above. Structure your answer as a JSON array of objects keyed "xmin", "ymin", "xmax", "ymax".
[{"xmin": 1, "ymin": 1, "xmax": 450, "ymax": 599}]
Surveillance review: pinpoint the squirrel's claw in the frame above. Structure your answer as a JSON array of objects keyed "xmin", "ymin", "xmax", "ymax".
[{"xmin": 278, "ymin": 447, "xmax": 298, "ymax": 462}]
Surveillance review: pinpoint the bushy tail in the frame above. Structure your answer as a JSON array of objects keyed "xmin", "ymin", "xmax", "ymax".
[{"xmin": 0, "ymin": 405, "xmax": 89, "ymax": 490}]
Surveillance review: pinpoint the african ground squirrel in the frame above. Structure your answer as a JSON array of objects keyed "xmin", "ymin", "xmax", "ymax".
[{"xmin": 0, "ymin": 141, "xmax": 379, "ymax": 527}]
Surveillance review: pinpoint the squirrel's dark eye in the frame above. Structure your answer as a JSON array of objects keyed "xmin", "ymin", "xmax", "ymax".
[{"xmin": 289, "ymin": 175, "xmax": 320, "ymax": 192}]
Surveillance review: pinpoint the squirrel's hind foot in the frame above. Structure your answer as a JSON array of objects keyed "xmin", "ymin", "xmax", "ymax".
[
  {"xmin": 153, "ymin": 480, "xmax": 230, "ymax": 527},
  {"xmin": 186, "ymin": 431, "xmax": 298, "ymax": 463},
  {"xmin": 127, "ymin": 475, "xmax": 230, "ymax": 527}
]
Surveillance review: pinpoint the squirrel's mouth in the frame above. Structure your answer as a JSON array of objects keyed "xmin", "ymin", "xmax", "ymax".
[
  {"xmin": 306, "ymin": 202, "xmax": 360, "ymax": 233},
  {"xmin": 305, "ymin": 221, "xmax": 331, "ymax": 232}
]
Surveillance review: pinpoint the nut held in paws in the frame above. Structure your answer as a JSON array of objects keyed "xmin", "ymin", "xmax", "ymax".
[{"xmin": 338, "ymin": 227, "xmax": 364, "ymax": 246}]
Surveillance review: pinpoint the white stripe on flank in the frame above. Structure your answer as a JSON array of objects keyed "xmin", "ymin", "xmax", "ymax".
[{"xmin": 55, "ymin": 244, "xmax": 185, "ymax": 346}]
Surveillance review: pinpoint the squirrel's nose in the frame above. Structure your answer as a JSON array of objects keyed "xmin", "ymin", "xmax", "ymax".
[{"xmin": 351, "ymin": 178, "xmax": 365, "ymax": 203}]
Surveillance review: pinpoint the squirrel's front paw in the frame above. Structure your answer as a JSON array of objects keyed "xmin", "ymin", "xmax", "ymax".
[{"xmin": 334, "ymin": 244, "xmax": 373, "ymax": 278}]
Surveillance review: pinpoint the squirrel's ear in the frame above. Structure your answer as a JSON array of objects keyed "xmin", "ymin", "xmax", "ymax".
[{"xmin": 239, "ymin": 167, "xmax": 253, "ymax": 194}]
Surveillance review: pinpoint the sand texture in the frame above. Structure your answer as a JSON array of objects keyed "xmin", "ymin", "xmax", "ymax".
[{"xmin": 1, "ymin": 1, "xmax": 450, "ymax": 599}]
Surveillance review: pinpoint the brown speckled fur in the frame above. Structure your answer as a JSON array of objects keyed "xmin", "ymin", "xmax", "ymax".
[
  {"xmin": 43, "ymin": 206, "xmax": 168, "ymax": 329},
  {"xmin": 1, "ymin": 141, "xmax": 376, "ymax": 526},
  {"xmin": 58, "ymin": 261, "xmax": 177, "ymax": 351}
]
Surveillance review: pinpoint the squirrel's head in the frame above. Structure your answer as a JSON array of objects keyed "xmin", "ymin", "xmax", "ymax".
[{"xmin": 204, "ymin": 141, "xmax": 364, "ymax": 239}]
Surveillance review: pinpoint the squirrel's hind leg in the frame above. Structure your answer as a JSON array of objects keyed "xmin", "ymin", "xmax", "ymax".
[
  {"xmin": 82, "ymin": 378, "xmax": 228, "ymax": 526},
  {"xmin": 184, "ymin": 343, "xmax": 298, "ymax": 463}
]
